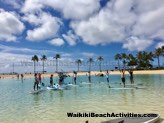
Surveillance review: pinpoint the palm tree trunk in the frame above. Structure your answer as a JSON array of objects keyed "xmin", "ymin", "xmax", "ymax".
[
  {"xmin": 158, "ymin": 56, "xmax": 160, "ymax": 68},
  {"xmin": 78, "ymin": 64, "xmax": 79, "ymax": 72},
  {"xmin": 99, "ymin": 62, "xmax": 101, "ymax": 72},
  {"xmin": 34, "ymin": 61, "xmax": 35, "ymax": 74},
  {"xmin": 89, "ymin": 63, "xmax": 91, "ymax": 72},
  {"xmin": 56, "ymin": 59, "xmax": 58, "ymax": 72},
  {"xmin": 118, "ymin": 60, "xmax": 120, "ymax": 70},
  {"xmin": 42, "ymin": 60, "xmax": 44, "ymax": 74}
]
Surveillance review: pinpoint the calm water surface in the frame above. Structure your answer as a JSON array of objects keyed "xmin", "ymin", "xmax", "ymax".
[{"xmin": 0, "ymin": 74, "xmax": 164, "ymax": 123}]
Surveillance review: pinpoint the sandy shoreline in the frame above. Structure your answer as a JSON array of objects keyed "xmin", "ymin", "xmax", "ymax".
[{"xmin": 0, "ymin": 70, "xmax": 164, "ymax": 79}]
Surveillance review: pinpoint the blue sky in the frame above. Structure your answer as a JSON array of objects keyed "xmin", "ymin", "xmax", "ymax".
[{"xmin": 0, "ymin": 0, "xmax": 164, "ymax": 73}]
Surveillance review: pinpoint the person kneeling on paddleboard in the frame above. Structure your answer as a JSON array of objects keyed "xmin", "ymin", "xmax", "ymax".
[{"xmin": 34, "ymin": 73, "xmax": 39, "ymax": 90}]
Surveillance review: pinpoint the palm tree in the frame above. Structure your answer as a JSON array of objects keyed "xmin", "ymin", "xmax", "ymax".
[
  {"xmin": 88, "ymin": 58, "xmax": 94, "ymax": 72},
  {"xmin": 114, "ymin": 54, "xmax": 121, "ymax": 70},
  {"xmin": 31, "ymin": 55, "xmax": 39, "ymax": 74},
  {"xmin": 127, "ymin": 54, "xmax": 138, "ymax": 68},
  {"xmin": 121, "ymin": 53, "xmax": 127, "ymax": 69},
  {"xmin": 54, "ymin": 54, "xmax": 61, "ymax": 72},
  {"xmin": 136, "ymin": 51, "xmax": 153, "ymax": 69},
  {"xmin": 76, "ymin": 59, "xmax": 82, "ymax": 72},
  {"xmin": 97, "ymin": 56, "xmax": 104, "ymax": 72},
  {"xmin": 154, "ymin": 48, "xmax": 162, "ymax": 68},
  {"xmin": 41, "ymin": 55, "xmax": 47, "ymax": 73},
  {"xmin": 162, "ymin": 46, "xmax": 164, "ymax": 56}
]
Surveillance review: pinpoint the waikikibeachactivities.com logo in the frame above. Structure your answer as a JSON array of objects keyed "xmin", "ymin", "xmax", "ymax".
[{"xmin": 67, "ymin": 112, "xmax": 157, "ymax": 118}]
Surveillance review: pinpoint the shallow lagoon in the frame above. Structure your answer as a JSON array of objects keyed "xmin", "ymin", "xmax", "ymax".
[{"xmin": 0, "ymin": 74, "xmax": 164, "ymax": 123}]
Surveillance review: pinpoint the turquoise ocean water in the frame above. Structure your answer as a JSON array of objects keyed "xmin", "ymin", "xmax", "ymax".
[{"xmin": 0, "ymin": 74, "xmax": 164, "ymax": 123}]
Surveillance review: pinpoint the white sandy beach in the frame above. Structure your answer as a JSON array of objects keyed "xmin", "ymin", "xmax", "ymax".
[{"xmin": 0, "ymin": 70, "xmax": 164, "ymax": 79}]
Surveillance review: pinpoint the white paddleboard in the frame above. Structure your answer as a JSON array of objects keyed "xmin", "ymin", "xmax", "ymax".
[
  {"xmin": 80, "ymin": 82, "xmax": 92, "ymax": 85},
  {"xmin": 101, "ymin": 113, "xmax": 160, "ymax": 123},
  {"xmin": 135, "ymin": 86, "xmax": 146, "ymax": 89},
  {"xmin": 124, "ymin": 83, "xmax": 143, "ymax": 86},
  {"xmin": 67, "ymin": 84, "xmax": 79, "ymax": 86},
  {"xmin": 29, "ymin": 89, "xmax": 43, "ymax": 94},
  {"xmin": 47, "ymin": 84, "xmax": 70, "ymax": 90},
  {"xmin": 109, "ymin": 87, "xmax": 135, "ymax": 90},
  {"xmin": 47, "ymin": 86, "xmax": 58, "ymax": 90}
]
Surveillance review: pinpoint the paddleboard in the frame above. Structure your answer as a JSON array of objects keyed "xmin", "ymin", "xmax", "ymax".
[
  {"xmin": 47, "ymin": 84, "xmax": 70, "ymax": 90},
  {"xmin": 135, "ymin": 86, "xmax": 146, "ymax": 89},
  {"xmin": 123, "ymin": 83, "xmax": 143, "ymax": 86},
  {"xmin": 80, "ymin": 82, "xmax": 92, "ymax": 85},
  {"xmin": 47, "ymin": 85, "xmax": 58, "ymax": 90},
  {"xmin": 59, "ymin": 85, "xmax": 70, "ymax": 89},
  {"xmin": 101, "ymin": 113, "xmax": 160, "ymax": 123},
  {"xmin": 29, "ymin": 89, "xmax": 43, "ymax": 94},
  {"xmin": 67, "ymin": 84, "xmax": 79, "ymax": 86},
  {"xmin": 109, "ymin": 87, "xmax": 135, "ymax": 90}
]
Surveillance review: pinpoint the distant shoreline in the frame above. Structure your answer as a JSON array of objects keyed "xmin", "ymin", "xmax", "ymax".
[{"xmin": 0, "ymin": 70, "xmax": 164, "ymax": 79}]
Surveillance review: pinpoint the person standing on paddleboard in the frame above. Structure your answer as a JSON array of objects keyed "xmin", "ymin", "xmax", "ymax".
[
  {"xmin": 73, "ymin": 71, "xmax": 77, "ymax": 85},
  {"xmin": 128, "ymin": 69, "xmax": 134, "ymax": 84},
  {"xmin": 120, "ymin": 69, "xmax": 126, "ymax": 88},
  {"xmin": 34, "ymin": 73, "xmax": 39, "ymax": 90},
  {"xmin": 50, "ymin": 74, "xmax": 53, "ymax": 87},
  {"xmin": 106, "ymin": 70, "xmax": 111, "ymax": 88},
  {"xmin": 21, "ymin": 74, "xmax": 24, "ymax": 82},
  {"xmin": 88, "ymin": 71, "xmax": 91, "ymax": 83},
  {"xmin": 38, "ymin": 73, "xmax": 42, "ymax": 84}
]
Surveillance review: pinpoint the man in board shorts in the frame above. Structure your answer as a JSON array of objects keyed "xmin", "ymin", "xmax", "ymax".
[
  {"xmin": 128, "ymin": 69, "xmax": 134, "ymax": 84},
  {"xmin": 120, "ymin": 69, "xmax": 125, "ymax": 88},
  {"xmin": 34, "ymin": 73, "xmax": 39, "ymax": 90},
  {"xmin": 50, "ymin": 74, "xmax": 53, "ymax": 87}
]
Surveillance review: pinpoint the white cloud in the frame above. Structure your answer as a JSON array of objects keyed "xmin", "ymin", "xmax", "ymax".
[
  {"xmin": 21, "ymin": 0, "xmax": 43, "ymax": 13},
  {"xmin": 1, "ymin": 0, "xmax": 164, "ymax": 51},
  {"xmin": 62, "ymin": 31, "xmax": 79, "ymax": 46},
  {"xmin": 81, "ymin": 52, "xmax": 96, "ymax": 57},
  {"xmin": 0, "ymin": 9, "xmax": 25, "ymax": 42},
  {"xmin": 155, "ymin": 42, "xmax": 164, "ymax": 48},
  {"xmin": 70, "ymin": 0, "xmax": 164, "ymax": 50},
  {"xmin": 0, "ymin": 44, "xmax": 56, "ymax": 55},
  {"xmin": 132, "ymin": 6, "xmax": 164, "ymax": 37},
  {"xmin": 151, "ymin": 29, "xmax": 164, "ymax": 40},
  {"xmin": 71, "ymin": 7, "xmax": 129, "ymax": 45},
  {"xmin": 123, "ymin": 37, "xmax": 153, "ymax": 51},
  {"xmin": 48, "ymin": 38, "xmax": 65, "ymax": 46},
  {"xmin": 0, "ymin": 52, "xmax": 31, "ymax": 63},
  {"xmin": 21, "ymin": 0, "xmax": 100, "ymax": 20},
  {"xmin": 24, "ymin": 12, "xmax": 62, "ymax": 41}
]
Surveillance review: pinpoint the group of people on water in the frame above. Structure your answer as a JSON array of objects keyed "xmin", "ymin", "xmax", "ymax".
[{"xmin": 32, "ymin": 69, "xmax": 134, "ymax": 90}]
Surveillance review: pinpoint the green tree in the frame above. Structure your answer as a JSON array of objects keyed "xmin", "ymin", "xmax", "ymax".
[
  {"xmin": 54, "ymin": 54, "xmax": 61, "ymax": 72},
  {"xmin": 41, "ymin": 55, "xmax": 47, "ymax": 73},
  {"xmin": 121, "ymin": 53, "xmax": 128, "ymax": 69},
  {"xmin": 88, "ymin": 58, "xmax": 94, "ymax": 72},
  {"xmin": 154, "ymin": 48, "xmax": 162, "ymax": 68},
  {"xmin": 31, "ymin": 55, "xmax": 39, "ymax": 73},
  {"xmin": 114, "ymin": 53, "xmax": 122, "ymax": 70},
  {"xmin": 136, "ymin": 51, "xmax": 153, "ymax": 69},
  {"xmin": 127, "ymin": 54, "xmax": 138, "ymax": 67},
  {"xmin": 97, "ymin": 56, "xmax": 104, "ymax": 72},
  {"xmin": 76, "ymin": 59, "xmax": 82, "ymax": 72},
  {"xmin": 162, "ymin": 46, "xmax": 164, "ymax": 56}
]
